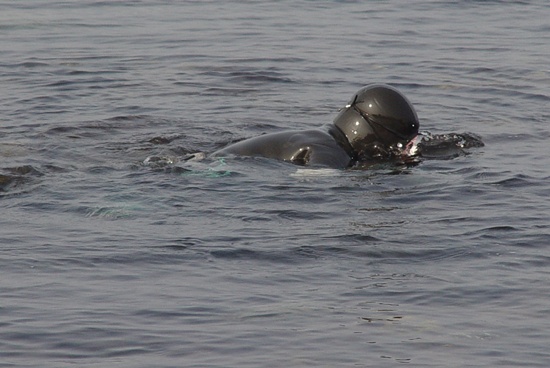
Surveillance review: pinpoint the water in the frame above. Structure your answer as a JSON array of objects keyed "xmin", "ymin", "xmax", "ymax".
[{"xmin": 1, "ymin": 1, "xmax": 550, "ymax": 367}]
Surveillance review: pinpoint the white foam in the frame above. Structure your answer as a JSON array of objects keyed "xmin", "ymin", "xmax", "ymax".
[{"xmin": 291, "ymin": 168, "xmax": 341, "ymax": 177}]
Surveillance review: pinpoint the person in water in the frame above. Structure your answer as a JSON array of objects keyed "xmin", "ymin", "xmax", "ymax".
[
  {"xmin": 212, "ymin": 84, "xmax": 482, "ymax": 168},
  {"xmin": 213, "ymin": 84, "xmax": 419, "ymax": 169}
]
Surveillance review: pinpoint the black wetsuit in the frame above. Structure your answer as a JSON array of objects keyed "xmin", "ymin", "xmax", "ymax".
[
  {"xmin": 210, "ymin": 83, "xmax": 484, "ymax": 168},
  {"xmin": 211, "ymin": 84, "xmax": 426, "ymax": 168},
  {"xmin": 212, "ymin": 125, "xmax": 356, "ymax": 169}
]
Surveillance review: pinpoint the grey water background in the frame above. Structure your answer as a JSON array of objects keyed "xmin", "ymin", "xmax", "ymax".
[{"xmin": 1, "ymin": 1, "xmax": 550, "ymax": 367}]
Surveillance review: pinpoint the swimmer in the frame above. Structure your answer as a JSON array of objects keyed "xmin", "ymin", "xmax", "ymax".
[
  {"xmin": 213, "ymin": 84, "xmax": 419, "ymax": 169},
  {"xmin": 212, "ymin": 84, "xmax": 482, "ymax": 168}
]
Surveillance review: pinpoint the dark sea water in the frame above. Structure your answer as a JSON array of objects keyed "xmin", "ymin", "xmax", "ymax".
[{"xmin": 2, "ymin": 1, "xmax": 550, "ymax": 367}]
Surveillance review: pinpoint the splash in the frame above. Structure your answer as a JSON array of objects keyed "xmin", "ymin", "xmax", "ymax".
[{"xmin": 404, "ymin": 132, "xmax": 484, "ymax": 159}]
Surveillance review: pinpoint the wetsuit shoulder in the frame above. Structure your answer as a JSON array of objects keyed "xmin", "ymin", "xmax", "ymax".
[{"xmin": 213, "ymin": 129, "xmax": 352, "ymax": 168}]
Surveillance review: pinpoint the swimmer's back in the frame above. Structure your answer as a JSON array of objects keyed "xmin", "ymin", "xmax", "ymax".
[{"xmin": 213, "ymin": 129, "xmax": 352, "ymax": 168}]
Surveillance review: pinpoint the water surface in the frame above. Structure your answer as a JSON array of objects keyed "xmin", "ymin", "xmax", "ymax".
[{"xmin": 1, "ymin": 1, "xmax": 550, "ymax": 367}]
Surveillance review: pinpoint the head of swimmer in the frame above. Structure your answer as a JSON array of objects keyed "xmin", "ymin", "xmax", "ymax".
[{"xmin": 333, "ymin": 84, "xmax": 419, "ymax": 161}]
